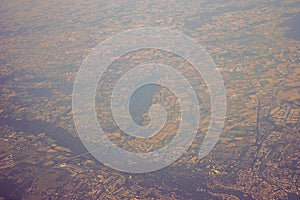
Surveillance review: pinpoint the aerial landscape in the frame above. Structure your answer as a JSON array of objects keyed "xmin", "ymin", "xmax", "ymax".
[{"xmin": 0, "ymin": 0, "xmax": 299, "ymax": 199}]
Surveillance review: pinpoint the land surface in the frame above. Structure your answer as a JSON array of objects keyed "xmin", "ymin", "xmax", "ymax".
[{"xmin": 0, "ymin": 0, "xmax": 299, "ymax": 199}]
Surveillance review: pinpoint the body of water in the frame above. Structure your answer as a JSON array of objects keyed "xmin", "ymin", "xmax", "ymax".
[{"xmin": 283, "ymin": 12, "xmax": 300, "ymax": 41}]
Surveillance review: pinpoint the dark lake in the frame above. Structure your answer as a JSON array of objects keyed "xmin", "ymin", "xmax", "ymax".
[
  {"xmin": 282, "ymin": 12, "xmax": 300, "ymax": 41},
  {"xmin": 129, "ymin": 83, "xmax": 161, "ymax": 126}
]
